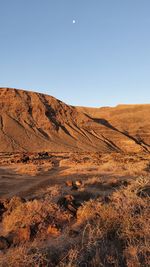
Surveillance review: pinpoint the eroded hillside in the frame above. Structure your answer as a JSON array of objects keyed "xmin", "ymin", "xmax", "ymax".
[{"xmin": 0, "ymin": 88, "xmax": 150, "ymax": 153}]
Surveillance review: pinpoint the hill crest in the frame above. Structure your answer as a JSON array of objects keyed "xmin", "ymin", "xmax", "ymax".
[{"xmin": 0, "ymin": 87, "xmax": 150, "ymax": 153}]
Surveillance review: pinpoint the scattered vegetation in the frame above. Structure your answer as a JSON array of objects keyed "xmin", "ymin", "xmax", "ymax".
[
  {"xmin": 0, "ymin": 174, "xmax": 149, "ymax": 267},
  {"xmin": 0, "ymin": 152, "xmax": 150, "ymax": 266}
]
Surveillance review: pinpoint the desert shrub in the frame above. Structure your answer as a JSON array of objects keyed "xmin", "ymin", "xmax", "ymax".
[
  {"xmin": 1, "ymin": 176, "xmax": 149, "ymax": 267},
  {"xmin": 0, "ymin": 245, "xmax": 47, "ymax": 267},
  {"xmin": 2, "ymin": 199, "xmax": 70, "ymax": 235},
  {"xmin": 59, "ymin": 176, "xmax": 150, "ymax": 267}
]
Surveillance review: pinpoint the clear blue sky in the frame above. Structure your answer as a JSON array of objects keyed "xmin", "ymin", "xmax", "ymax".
[{"xmin": 0, "ymin": 0, "xmax": 150, "ymax": 107}]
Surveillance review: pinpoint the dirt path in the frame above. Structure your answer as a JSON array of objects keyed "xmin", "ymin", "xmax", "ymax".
[
  {"xmin": 0, "ymin": 164, "xmax": 92, "ymax": 198},
  {"xmin": 0, "ymin": 163, "xmax": 132, "ymax": 200},
  {"xmin": 0, "ymin": 165, "xmax": 67, "ymax": 198},
  {"xmin": 0, "ymin": 152, "xmax": 136, "ymax": 199}
]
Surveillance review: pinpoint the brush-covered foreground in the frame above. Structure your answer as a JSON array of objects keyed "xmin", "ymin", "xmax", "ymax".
[{"xmin": 0, "ymin": 152, "xmax": 150, "ymax": 267}]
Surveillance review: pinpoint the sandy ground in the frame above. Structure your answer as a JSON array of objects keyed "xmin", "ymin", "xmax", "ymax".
[{"xmin": 0, "ymin": 152, "xmax": 149, "ymax": 199}]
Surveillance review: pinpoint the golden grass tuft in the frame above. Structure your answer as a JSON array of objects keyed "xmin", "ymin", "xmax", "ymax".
[
  {"xmin": 0, "ymin": 176, "xmax": 149, "ymax": 267},
  {"xmin": 2, "ymin": 199, "xmax": 71, "ymax": 235}
]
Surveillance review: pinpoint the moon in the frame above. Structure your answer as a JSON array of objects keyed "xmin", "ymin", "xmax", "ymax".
[{"xmin": 72, "ymin": 20, "xmax": 76, "ymax": 24}]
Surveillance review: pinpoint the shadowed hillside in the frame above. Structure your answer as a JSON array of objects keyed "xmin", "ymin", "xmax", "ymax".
[{"xmin": 0, "ymin": 88, "xmax": 150, "ymax": 153}]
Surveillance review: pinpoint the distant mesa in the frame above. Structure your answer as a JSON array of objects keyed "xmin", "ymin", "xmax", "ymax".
[{"xmin": 0, "ymin": 87, "xmax": 150, "ymax": 153}]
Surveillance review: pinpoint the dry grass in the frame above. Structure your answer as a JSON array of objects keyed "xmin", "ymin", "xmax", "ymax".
[
  {"xmin": 0, "ymin": 245, "xmax": 49, "ymax": 267},
  {"xmin": 2, "ymin": 199, "xmax": 71, "ymax": 236},
  {"xmin": 59, "ymin": 176, "xmax": 150, "ymax": 267},
  {"xmin": 0, "ymin": 168, "xmax": 149, "ymax": 266}
]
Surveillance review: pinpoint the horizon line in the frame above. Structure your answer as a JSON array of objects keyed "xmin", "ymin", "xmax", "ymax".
[{"xmin": 0, "ymin": 86, "xmax": 150, "ymax": 108}]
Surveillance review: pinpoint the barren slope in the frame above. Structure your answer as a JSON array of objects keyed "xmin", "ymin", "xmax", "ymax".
[{"xmin": 0, "ymin": 88, "xmax": 150, "ymax": 153}]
